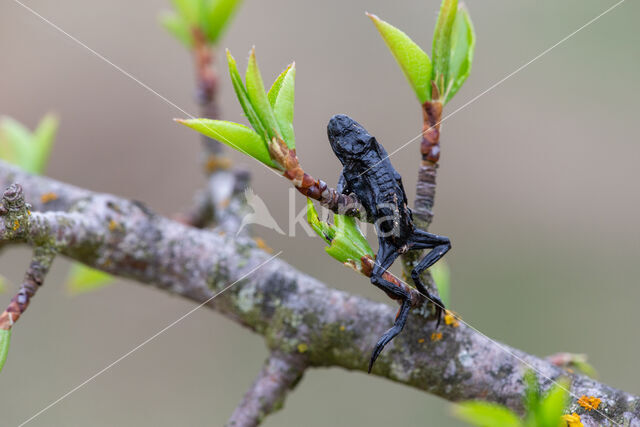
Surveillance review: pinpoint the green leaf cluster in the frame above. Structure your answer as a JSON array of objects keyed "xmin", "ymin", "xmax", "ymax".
[
  {"xmin": 306, "ymin": 198, "xmax": 374, "ymax": 269},
  {"xmin": 160, "ymin": 0, "xmax": 243, "ymax": 47},
  {"xmin": 66, "ymin": 264, "xmax": 114, "ymax": 295},
  {"xmin": 178, "ymin": 48, "xmax": 296, "ymax": 168},
  {"xmin": 454, "ymin": 371, "xmax": 571, "ymax": 427},
  {"xmin": 368, "ymin": 0, "xmax": 475, "ymax": 104},
  {"xmin": 0, "ymin": 114, "xmax": 58, "ymax": 175}
]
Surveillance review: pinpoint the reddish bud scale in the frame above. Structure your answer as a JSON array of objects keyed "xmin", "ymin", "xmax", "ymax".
[
  {"xmin": 421, "ymin": 100, "xmax": 443, "ymax": 164},
  {"xmin": 360, "ymin": 256, "xmax": 423, "ymax": 307},
  {"xmin": 274, "ymin": 138, "xmax": 364, "ymax": 219}
]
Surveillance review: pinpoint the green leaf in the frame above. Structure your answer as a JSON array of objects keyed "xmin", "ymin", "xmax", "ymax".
[
  {"xmin": 171, "ymin": 0, "xmax": 201, "ymax": 25},
  {"xmin": 267, "ymin": 64, "xmax": 292, "ymax": 107},
  {"xmin": 66, "ymin": 263, "xmax": 114, "ymax": 295},
  {"xmin": 0, "ymin": 117, "xmax": 33, "ymax": 170},
  {"xmin": 0, "ymin": 329, "xmax": 11, "ymax": 373},
  {"xmin": 306, "ymin": 198, "xmax": 335, "ymax": 244},
  {"xmin": 445, "ymin": 4, "xmax": 475, "ymax": 103},
  {"xmin": 325, "ymin": 215, "xmax": 374, "ymax": 268},
  {"xmin": 571, "ymin": 359, "xmax": 598, "ymax": 379},
  {"xmin": 432, "ymin": 0, "xmax": 458, "ymax": 96},
  {"xmin": 0, "ymin": 114, "xmax": 57, "ymax": 175},
  {"xmin": 537, "ymin": 381, "xmax": 569, "ymax": 427},
  {"xmin": 454, "ymin": 401, "xmax": 522, "ymax": 427},
  {"xmin": 159, "ymin": 10, "xmax": 194, "ymax": 47},
  {"xmin": 524, "ymin": 371, "xmax": 541, "ymax": 415},
  {"xmin": 203, "ymin": 0, "xmax": 243, "ymax": 43},
  {"xmin": 367, "ymin": 13, "xmax": 432, "ymax": 103},
  {"xmin": 177, "ymin": 119, "xmax": 277, "ymax": 168},
  {"xmin": 272, "ymin": 63, "xmax": 296, "ymax": 148},
  {"xmin": 0, "ymin": 275, "xmax": 6, "ymax": 294},
  {"xmin": 430, "ymin": 259, "xmax": 450, "ymax": 307},
  {"xmin": 32, "ymin": 114, "xmax": 58, "ymax": 175},
  {"xmin": 245, "ymin": 48, "xmax": 282, "ymax": 141},
  {"xmin": 306, "ymin": 199, "xmax": 373, "ymax": 269},
  {"xmin": 227, "ymin": 50, "xmax": 267, "ymax": 139}
]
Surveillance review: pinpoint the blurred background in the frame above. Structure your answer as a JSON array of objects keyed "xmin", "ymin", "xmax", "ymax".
[{"xmin": 0, "ymin": 0, "xmax": 638, "ymax": 425}]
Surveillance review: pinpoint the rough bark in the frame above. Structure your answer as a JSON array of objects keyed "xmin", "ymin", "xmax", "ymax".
[
  {"xmin": 227, "ymin": 351, "xmax": 307, "ymax": 427},
  {"xmin": 0, "ymin": 160, "xmax": 637, "ymax": 426}
]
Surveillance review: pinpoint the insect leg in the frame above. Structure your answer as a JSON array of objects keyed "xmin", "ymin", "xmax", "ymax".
[
  {"xmin": 408, "ymin": 229, "xmax": 451, "ymax": 326},
  {"xmin": 368, "ymin": 240, "xmax": 409, "ymax": 372},
  {"xmin": 368, "ymin": 299, "xmax": 410, "ymax": 373}
]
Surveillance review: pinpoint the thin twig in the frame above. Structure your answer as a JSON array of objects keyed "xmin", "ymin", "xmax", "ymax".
[
  {"xmin": 0, "ymin": 184, "xmax": 56, "ymax": 337},
  {"xmin": 401, "ymin": 89, "xmax": 446, "ymax": 306},
  {"xmin": 227, "ymin": 351, "xmax": 307, "ymax": 427}
]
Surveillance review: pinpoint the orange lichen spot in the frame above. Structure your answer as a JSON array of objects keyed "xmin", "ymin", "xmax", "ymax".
[
  {"xmin": 297, "ymin": 343, "xmax": 308, "ymax": 354},
  {"xmin": 253, "ymin": 237, "xmax": 273, "ymax": 253},
  {"xmin": 108, "ymin": 220, "xmax": 120, "ymax": 232},
  {"xmin": 40, "ymin": 192, "xmax": 58, "ymax": 204},
  {"xmin": 444, "ymin": 310, "xmax": 460, "ymax": 328},
  {"xmin": 431, "ymin": 332, "xmax": 442, "ymax": 342},
  {"xmin": 339, "ymin": 325, "xmax": 346, "ymax": 331},
  {"xmin": 577, "ymin": 395, "xmax": 601, "ymax": 411},
  {"xmin": 12, "ymin": 220, "xmax": 19, "ymax": 231},
  {"xmin": 417, "ymin": 338, "xmax": 425, "ymax": 344},
  {"xmin": 562, "ymin": 413, "xmax": 583, "ymax": 426}
]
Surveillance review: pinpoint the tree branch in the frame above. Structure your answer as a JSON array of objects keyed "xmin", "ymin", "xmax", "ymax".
[
  {"xmin": 0, "ymin": 184, "xmax": 56, "ymax": 333},
  {"xmin": 0, "ymin": 161, "xmax": 637, "ymax": 426},
  {"xmin": 227, "ymin": 351, "xmax": 307, "ymax": 427}
]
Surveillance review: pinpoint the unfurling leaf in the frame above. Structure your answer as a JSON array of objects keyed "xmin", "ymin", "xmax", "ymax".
[
  {"xmin": 271, "ymin": 64, "xmax": 296, "ymax": 149},
  {"xmin": 267, "ymin": 64, "xmax": 292, "ymax": 107},
  {"xmin": 181, "ymin": 49, "xmax": 296, "ymax": 167},
  {"xmin": 177, "ymin": 119, "xmax": 278, "ymax": 168},
  {"xmin": 161, "ymin": 0, "xmax": 244, "ymax": 47},
  {"xmin": 227, "ymin": 50, "xmax": 267, "ymax": 139},
  {"xmin": 203, "ymin": 0, "xmax": 244, "ymax": 43},
  {"xmin": 66, "ymin": 264, "xmax": 114, "ymax": 295},
  {"xmin": 367, "ymin": 13, "xmax": 432, "ymax": 103},
  {"xmin": 306, "ymin": 198, "xmax": 335, "ymax": 244},
  {"xmin": 432, "ymin": 0, "xmax": 458, "ymax": 95},
  {"xmin": 245, "ymin": 48, "xmax": 282, "ymax": 142},
  {"xmin": 172, "ymin": 0, "xmax": 200, "ymax": 24},
  {"xmin": 159, "ymin": 11, "xmax": 193, "ymax": 47},
  {"xmin": 306, "ymin": 199, "xmax": 373, "ymax": 270},
  {"xmin": 0, "ymin": 329, "xmax": 11, "ymax": 373},
  {"xmin": 0, "ymin": 113, "xmax": 58, "ymax": 175},
  {"xmin": 454, "ymin": 401, "xmax": 522, "ymax": 427},
  {"xmin": 445, "ymin": 4, "xmax": 475, "ymax": 103}
]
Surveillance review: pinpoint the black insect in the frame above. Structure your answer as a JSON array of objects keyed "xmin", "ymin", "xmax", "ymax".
[{"xmin": 327, "ymin": 114, "xmax": 451, "ymax": 372}]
